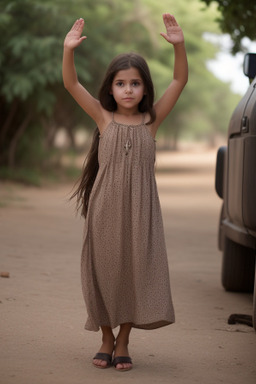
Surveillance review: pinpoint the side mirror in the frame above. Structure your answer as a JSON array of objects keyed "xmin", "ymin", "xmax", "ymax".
[{"xmin": 243, "ymin": 53, "xmax": 256, "ymax": 80}]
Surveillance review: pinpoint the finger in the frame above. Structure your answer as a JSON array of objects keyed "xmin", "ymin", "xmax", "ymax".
[
  {"xmin": 79, "ymin": 36, "xmax": 87, "ymax": 43},
  {"xmin": 73, "ymin": 18, "xmax": 84, "ymax": 31},
  {"xmin": 163, "ymin": 13, "xmax": 178, "ymax": 27},
  {"xmin": 162, "ymin": 13, "xmax": 169, "ymax": 24},
  {"xmin": 160, "ymin": 32, "xmax": 169, "ymax": 41},
  {"xmin": 78, "ymin": 18, "xmax": 85, "ymax": 26},
  {"xmin": 73, "ymin": 18, "xmax": 81, "ymax": 28},
  {"xmin": 170, "ymin": 15, "xmax": 178, "ymax": 26},
  {"xmin": 163, "ymin": 13, "xmax": 171, "ymax": 28}
]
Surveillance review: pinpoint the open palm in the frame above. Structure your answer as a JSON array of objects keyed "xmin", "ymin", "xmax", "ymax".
[
  {"xmin": 160, "ymin": 14, "xmax": 184, "ymax": 45},
  {"xmin": 64, "ymin": 18, "xmax": 87, "ymax": 49}
]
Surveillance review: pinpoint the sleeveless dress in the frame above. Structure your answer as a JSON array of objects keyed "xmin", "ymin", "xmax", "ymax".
[{"xmin": 81, "ymin": 114, "xmax": 175, "ymax": 331}]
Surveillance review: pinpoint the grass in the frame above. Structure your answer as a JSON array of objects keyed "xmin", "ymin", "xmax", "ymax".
[
  {"xmin": 0, "ymin": 167, "xmax": 41, "ymax": 186},
  {"xmin": 0, "ymin": 164, "xmax": 81, "ymax": 187},
  {"xmin": 0, "ymin": 149, "xmax": 83, "ymax": 186}
]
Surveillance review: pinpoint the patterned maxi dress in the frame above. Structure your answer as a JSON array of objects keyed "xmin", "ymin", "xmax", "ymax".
[{"xmin": 81, "ymin": 114, "xmax": 175, "ymax": 331}]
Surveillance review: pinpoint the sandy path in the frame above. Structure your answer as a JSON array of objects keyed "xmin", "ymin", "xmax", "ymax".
[{"xmin": 0, "ymin": 149, "xmax": 255, "ymax": 384}]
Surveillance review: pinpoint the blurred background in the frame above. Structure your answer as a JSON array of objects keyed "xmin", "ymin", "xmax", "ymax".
[{"xmin": 0, "ymin": 0, "xmax": 255, "ymax": 186}]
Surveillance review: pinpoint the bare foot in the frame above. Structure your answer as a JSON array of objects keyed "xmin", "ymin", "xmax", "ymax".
[
  {"xmin": 93, "ymin": 335, "xmax": 115, "ymax": 368},
  {"xmin": 113, "ymin": 340, "xmax": 132, "ymax": 371}
]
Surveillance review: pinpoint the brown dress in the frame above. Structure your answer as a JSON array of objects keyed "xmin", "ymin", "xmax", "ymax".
[{"xmin": 81, "ymin": 114, "xmax": 175, "ymax": 331}]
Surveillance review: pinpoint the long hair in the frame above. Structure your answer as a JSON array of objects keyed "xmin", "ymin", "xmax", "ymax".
[{"xmin": 72, "ymin": 53, "xmax": 156, "ymax": 217}]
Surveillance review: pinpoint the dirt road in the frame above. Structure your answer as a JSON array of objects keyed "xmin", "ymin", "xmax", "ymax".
[{"xmin": 0, "ymin": 149, "xmax": 255, "ymax": 384}]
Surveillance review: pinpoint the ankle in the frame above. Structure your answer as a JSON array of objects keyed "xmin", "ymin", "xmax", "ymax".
[
  {"xmin": 101, "ymin": 326, "xmax": 115, "ymax": 340},
  {"xmin": 102, "ymin": 333, "xmax": 115, "ymax": 345},
  {"xmin": 116, "ymin": 336, "xmax": 129, "ymax": 347}
]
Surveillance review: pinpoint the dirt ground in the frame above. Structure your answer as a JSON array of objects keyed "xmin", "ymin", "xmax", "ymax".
[{"xmin": 0, "ymin": 149, "xmax": 255, "ymax": 384}]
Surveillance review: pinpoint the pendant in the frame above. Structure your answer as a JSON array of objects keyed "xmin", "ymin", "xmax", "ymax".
[{"xmin": 124, "ymin": 139, "xmax": 132, "ymax": 155}]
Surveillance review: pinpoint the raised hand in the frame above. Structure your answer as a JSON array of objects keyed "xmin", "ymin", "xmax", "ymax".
[
  {"xmin": 64, "ymin": 18, "xmax": 87, "ymax": 50},
  {"xmin": 160, "ymin": 14, "xmax": 184, "ymax": 45}
]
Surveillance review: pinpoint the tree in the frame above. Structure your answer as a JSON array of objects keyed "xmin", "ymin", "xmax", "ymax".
[
  {"xmin": 0, "ymin": 0, "xmax": 67, "ymax": 167},
  {"xmin": 0, "ymin": 0, "xmax": 242, "ymax": 177},
  {"xmin": 0, "ymin": 0, "xmax": 158, "ymax": 169},
  {"xmin": 140, "ymin": 0, "xmax": 240, "ymax": 148},
  {"xmin": 200, "ymin": 0, "xmax": 256, "ymax": 53}
]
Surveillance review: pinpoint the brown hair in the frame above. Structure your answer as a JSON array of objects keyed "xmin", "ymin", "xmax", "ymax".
[
  {"xmin": 99, "ymin": 53, "xmax": 156, "ymax": 123},
  {"xmin": 71, "ymin": 53, "xmax": 156, "ymax": 217}
]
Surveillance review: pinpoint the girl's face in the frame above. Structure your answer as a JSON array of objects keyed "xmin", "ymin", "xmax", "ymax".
[{"xmin": 111, "ymin": 67, "xmax": 145, "ymax": 113}]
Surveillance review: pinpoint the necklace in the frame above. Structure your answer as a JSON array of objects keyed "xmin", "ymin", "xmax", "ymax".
[{"xmin": 124, "ymin": 139, "xmax": 132, "ymax": 155}]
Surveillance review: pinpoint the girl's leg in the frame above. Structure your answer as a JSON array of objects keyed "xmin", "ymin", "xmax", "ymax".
[
  {"xmin": 114, "ymin": 323, "xmax": 133, "ymax": 370},
  {"xmin": 93, "ymin": 326, "xmax": 115, "ymax": 368}
]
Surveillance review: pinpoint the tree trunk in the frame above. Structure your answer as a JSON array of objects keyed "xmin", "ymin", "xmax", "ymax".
[
  {"xmin": 8, "ymin": 111, "xmax": 32, "ymax": 168},
  {"xmin": 41, "ymin": 117, "xmax": 57, "ymax": 149},
  {"xmin": 0, "ymin": 100, "xmax": 18, "ymax": 144},
  {"xmin": 66, "ymin": 125, "xmax": 76, "ymax": 148},
  {"xmin": 0, "ymin": 100, "xmax": 19, "ymax": 164}
]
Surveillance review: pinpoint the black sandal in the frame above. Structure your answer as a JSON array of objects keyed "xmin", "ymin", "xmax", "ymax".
[
  {"xmin": 112, "ymin": 356, "xmax": 133, "ymax": 371},
  {"xmin": 93, "ymin": 353, "xmax": 112, "ymax": 369}
]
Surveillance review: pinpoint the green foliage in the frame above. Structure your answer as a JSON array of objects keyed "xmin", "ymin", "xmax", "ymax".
[
  {"xmin": 0, "ymin": 0, "xmax": 244, "ymax": 182},
  {"xmin": 200, "ymin": 0, "xmax": 256, "ymax": 53},
  {"xmin": 140, "ymin": 0, "xmax": 241, "ymax": 144},
  {"xmin": 16, "ymin": 124, "xmax": 45, "ymax": 167},
  {"xmin": 0, "ymin": 167, "xmax": 41, "ymax": 186},
  {"xmin": 0, "ymin": 1, "xmax": 63, "ymax": 108},
  {"xmin": 0, "ymin": 0, "xmax": 67, "ymax": 170}
]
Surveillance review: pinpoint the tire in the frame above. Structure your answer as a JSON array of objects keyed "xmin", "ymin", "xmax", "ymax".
[
  {"xmin": 222, "ymin": 237, "xmax": 255, "ymax": 292},
  {"xmin": 253, "ymin": 263, "xmax": 256, "ymax": 331}
]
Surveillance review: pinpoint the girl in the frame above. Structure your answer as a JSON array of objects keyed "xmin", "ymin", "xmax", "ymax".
[{"xmin": 63, "ymin": 13, "xmax": 188, "ymax": 371}]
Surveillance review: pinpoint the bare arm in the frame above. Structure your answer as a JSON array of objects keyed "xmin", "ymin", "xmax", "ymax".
[
  {"xmin": 62, "ymin": 19, "xmax": 104, "ymax": 125},
  {"xmin": 152, "ymin": 14, "xmax": 188, "ymax": 135}
]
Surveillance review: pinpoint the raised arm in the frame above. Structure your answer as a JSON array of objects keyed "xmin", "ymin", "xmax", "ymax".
[
  {"xmin": 152, "ymin": 14, "xmax": 188, "ymax": 135},
  {"xmin": 62, "ymin": 19, "xmax": 103, "ymax": 125}
]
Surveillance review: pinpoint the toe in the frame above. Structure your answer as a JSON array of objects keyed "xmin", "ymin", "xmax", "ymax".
[
  {"xmin": 100, "ymin": 360, "xmax": 108, "ymax": 368},
  {"xmin": 116, "ymin": 362, "xmax": 132, "ymax": 370},
  {"xmin": 93, "ymin": 359, "xmax": 107, "ymax": 368}
]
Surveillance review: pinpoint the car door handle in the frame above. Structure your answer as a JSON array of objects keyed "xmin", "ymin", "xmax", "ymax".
[{"xmin": 241, "ymin": 116, "xmax": 249, "ymax": 133}]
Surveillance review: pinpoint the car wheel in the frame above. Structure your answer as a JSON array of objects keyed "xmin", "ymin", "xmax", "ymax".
[{"xmin": 222, "ymin": 237, "xmax": 255, "ymax": 292}]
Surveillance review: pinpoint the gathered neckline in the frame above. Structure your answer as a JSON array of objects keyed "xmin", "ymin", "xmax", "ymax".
[
  {"xmin": 100, "ymin": 117, "xmax": 156, "ymax": 142},
  {"xmin": 112, "ymin": 112, "xmax": 145, "ymax": 127},
  {"xmin": 112, "ymin": 120, "xmax": 145, "ymax": 128}
]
